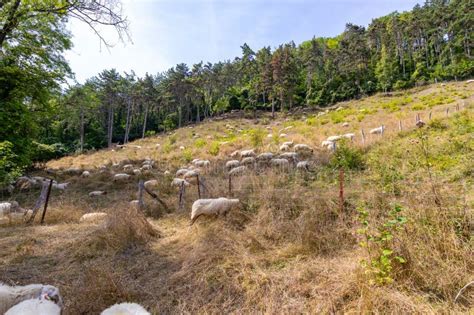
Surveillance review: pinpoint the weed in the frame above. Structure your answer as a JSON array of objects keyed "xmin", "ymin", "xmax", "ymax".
[
  {"xmin": 208, "ymin": 141, "xmax": 220, "ymax": 156},
  {"xmin": 249, "ymin": 128, "xmax": 265, "ymax": 148},
  {"xmin": 194, "ymin": 138, "xmax": 206, "ymax": 148}
]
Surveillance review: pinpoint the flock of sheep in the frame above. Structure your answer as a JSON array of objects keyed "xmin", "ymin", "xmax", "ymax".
[{"xmin": 0, "ymin": 282, "xmax": 150, "ymax": 314}]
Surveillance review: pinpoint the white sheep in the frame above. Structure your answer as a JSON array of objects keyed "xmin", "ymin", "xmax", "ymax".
[
  {"xmin": 342, "ymin": 133, "xmax": 355, "ymax": 141},
  {"xmin": 342, "ymin": 122, "xmax": 349, "ymax": 127},
  {"xmin": 179, "ymin": 146, "xmax": 185, "ymax": 150},
  {"xmin": 270, "ymin": 158, "xmax": 290, "ymax": 168},
  {"xmin": 279, "ymin": 144, "xmax": 290, "ymax": 152},
  {"xmin": 282, "ymin": 141, "xmax": 294, "ymax": 147},
  {"xmin": 326, "ymin": 135, "xmax": 342, "ymax": 142},
  {"xmin": 241, "ymin": 157, "xmax": 256, "ymax": 166},
  {"xmin": 321, "ymin": 140, "xmax": 336, "ymax": 151},
  {"xmin": 0, "ymin": 283, "xmax": 62, "ymax": 314},
  {"xmin": 225, "ymin": 160, "xmax": 240, "ymax": 170},
  {"xmin": 171, "ymin": 178, "xmax": 190, "ymax": 187},
  {"xmin": 144, "ymin": 180, "xmax": 158, "ymax": 191},
  {"xmin": 190, "ymin": 197, "xmax": 240, "ymax": 225},
  {"xmin": 79, "ymin": 212, "xmax": 108, "ymax": 223},
  {"xmin": 133, "ymin": 169, "xmax": 142, "ymax": 176},
  {"xmin": 230, "ymin": 150, "xmax": 240, "ymax": 158},
  {"xmin": 123, "ymin": 164, "xmax": 134, "ymax": 172},
  {"xmin": 369, "ymin": 125, "xmax": 385, "ymax": 135},
  {"xmin": 52, "ymin": 182, "xmax": 69, "ymax": 191},
  {"xmin": 240, "ymin": 149, "xmax": 256, "ymax": 158},
  {"xmin": 81, "ymin": 171, "xmax": 91, "ymax": 178},
  {"xmin": 101, "ymin": 302, "xmax": 150, "ymax": 315},
  {"xmin": 294, "ymin": 144, "xmax": 313, "ymax": 154},
  {"xmin": 175, "ymin": 168, "xmax": 189, "ymax": 177},
  {"xmin": 163, "ymin": 170, "xmax": 171, "ymax": 176},
  {"xmin": 113, "ymin": 174, "xmax": 131, "ymax": 182},
  {"xmin": 5, "ymin": 298, "xmax": 60, "ymax": 315},
  {"xmin": 0, "ymin": 201, "xmax": 19, "ymax": 216},
  {"xmin": 228, "ymin": 165, "xmax": 247, "ymax": 176},
  {"xmin": 64, "ymin": 167, "xmax": 82, "ymax": 175},
  {"xmin": 279, "ymin": 152, "xmax": 298, "ymax": 161},
  {"xmin": 194, "ymin": 160, "xmax": 210, "ymax": 168},
  {"xmin": 296, "ymin": 161, "xmax": 311, "ymax": 171},
  {"xmin": 256, "ymin": 152, "xmax": 273, "ymax": 161},
  {"xmin": 130, "ymin": 200, "xmax": 140, "ymax": 208},
  {"xmin": 279, "ymin": 133, "xmax": 287, "ymax": 137},
  {"xmin": 141, "ymin": 164, "xmax": 152, "ymax": 171},
  {"xmin": 88, "ymin": 191, "xmax": 107, "ymax": 197}
]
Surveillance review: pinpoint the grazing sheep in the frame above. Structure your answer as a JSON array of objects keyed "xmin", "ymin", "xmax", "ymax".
[
  {"xmin": 416, "ymin": 120, "xmax": 426, "ymax": 128},
  {"xmin": 130, "ymin": 145, "xmax": 142, "ymax": 149},
  {"xmin": 282, "ymin": 141, "xmax": 294, "ymax": 147},
  {"xmin": 279, "ymin": 133, "xmax": 287, "ymax": 137},
  {"xmin": 80, "ymin": 212, "xmax": 108, "ymax": 223},
  {"xmin": 81, "ymin": 171, "xmax": 91, "ymax": 178},
  {"xmin": 179, "ymin": 146, "xmax": 185, "ymax": 150},
  {"xmin": 88, "ymin": 191, "xmax": 107, "ymax": 197},
  {"xmin": 342, "ymin": 122, "xmax": 349, "ymax": 127},
  {"xmin": 270, "ymin": 158, "xmax": 290, "ymax": 168},
  {"xmin": 133, "ymin": 169, "xmax": 142, "ymax": 176},
  {"xmin": 101, "ymin": 302, "xmax": 150, "ymax": 315},
  {"xmin": 171, "ymin": 178, "xmax": 190, "ymax": 187},
  {"xmin": 0, "ymin": 283, "xmax": 62, "ymax": 314},
  {"xmin": 279, "ymin": 152, "xmax": 298, "ymax": 161},
  {"xmin": 326, "ymin": 135, "xmax": 342, "ymax": 142},
  {"xmin": 369, "ymin": 125, "xmax": 385, "ymax": 135},
  {"xmin": 256, "ymin": 152, "xmax": 273, "ymax": 161},
  {"xmin": 296, "ymin": 161, "xmax": 311, "ymax": 171},
  {"xmin": 15, "ymin": 177, "xmax": 36, "ymax": 190},
  {"xmin": 228, "ymin": 166, "xmax": 247, "ymax": 176},
  {"xmin": 294, "ymin": 144, "xmax": 313, "ymax": 154},
  {"xmin": 342, "ymin": 133, "xmax": 355, "ymax": 141},
  {"xmin": 176, "ymin": 168, "xmax": 189, "ymax": 177},
  {"xmin": 0, "ymin": 201, "xmax": 20, "ymax": 216},
  {"xmin": 123, "ymin": 164, "xmax": 134, "ymax": 172},
  {"xmin": 190, "ymin": 197, "xmax": 240, "ymax": 225},
  {"xmin": 141, "ymin": 164, "xmax": 152, "ymax": 171},
  {"xmin": 225, "ymin": 160, "xmax": 240, "ymax": 170},
  {"xmin": 130, "ymin": 200, "xmax": 140, "ymax": 208},
  {"xmin": 64, "ymin": 167, "xmax": 82, "ymax": 175},
  {"xmin": 144, "ymin": 180, "xmax": 159, "ymax": 191},
  {"xmin": 5, "ymin": 298, "xmax": 61, "ymax": 315},
  {"xmin": 241, "ymin": 157, "xmax": 256, "ymax": 166},
  {"xmin": 52, "ymin": 182, "xmax": 69, "ymax": 191},
  {"xmin": 113, "ymin": 174, "xmax": 131, "ymax": 182},
  {"xmin": 194, "ymin": 160, "xmax": 210, "ymax": 168},
  {"xmin": 240, "ymin": 149, "xmax": 256, "ymax": 158},
  {"xmin": 279, "ymin": 144, "xmax": 291, "ymax": 152},
  {"xmin": 163, "ymin": 170, "xmax": 171, "ymax": 176},
  {"xmin": 230, "ymin": 150, "xmax": 240, "ymax": 158}
]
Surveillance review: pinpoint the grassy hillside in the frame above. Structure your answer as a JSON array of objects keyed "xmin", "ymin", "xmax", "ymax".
[{"xmin": 0, "ymin": 82, "xmax": 473, "ymax": 314}]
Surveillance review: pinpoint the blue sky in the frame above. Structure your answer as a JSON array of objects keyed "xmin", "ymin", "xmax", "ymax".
[{"xmin": 65, "ymin": 0, "xmax": 422, "ymax": 83}]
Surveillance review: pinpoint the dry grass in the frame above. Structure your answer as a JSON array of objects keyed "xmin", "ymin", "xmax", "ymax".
[{"xmin": 0, "ymin": 82, "xmax": 473, "ymax": 314}]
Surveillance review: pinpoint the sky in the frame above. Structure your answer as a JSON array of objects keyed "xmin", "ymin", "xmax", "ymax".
[{"xmin": 65, "ymin": 0, "xmax": 422, "ymax": 83}]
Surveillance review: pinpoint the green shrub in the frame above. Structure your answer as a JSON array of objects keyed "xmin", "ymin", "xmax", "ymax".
[
  {"xmin": 428, "ymin": 119, "xmax": 448, "ymax": 130},
  {"xmin": 208, "ymin": 141, "xmax": 220, "ymax": 156},
  {"xmin": 31, "ymin": 141, "xmax": 66, "ymax": 162},
  {"xmin": 194, "ymin": 138, "xmax": 206, "ymax": 148},
  {"xmin": 182, "ymin": 149, "xmax": 193, "ymax": 163},
  {"xmin": 249, "ymin": 128, "xmax": 265, "ymax": 148},
  {"xmin": 162, "ymin": 143, "xmax": 172, "ymax": 154},
  {"xmin": 329, "ymin": 142, "xmax": 365, "ymax": 170},
  {"xmin": 145, "ymin": 130, "xmax": 156, "ymax": 137},
  {"xmin": 168, "ymin": 135, "xmax": 177, "ymax": 145},
  {"xmin": 0, "ymin": 141, "xmax": 22, "ymax": 185}
]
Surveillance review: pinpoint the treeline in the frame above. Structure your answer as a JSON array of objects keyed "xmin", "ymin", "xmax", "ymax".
[{"xmin": 1, "ymin": 0, "xmax": 473, "ymax": 184}]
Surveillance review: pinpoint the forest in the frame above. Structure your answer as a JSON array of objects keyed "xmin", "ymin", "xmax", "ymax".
[{"xmin": 0, "ymin": 0, "xmax": 473, "ymax": 185}]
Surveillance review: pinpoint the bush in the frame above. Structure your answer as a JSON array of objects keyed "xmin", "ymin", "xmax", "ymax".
[
  {"xmin": 0, "ymin": 141, "xmax": 22, "ymax": 185},
  {"xmin": 30, "ymin": 141, "xmax": 66, "ymax": 163},
  {"xmin": 194, "ymin": 138, "xmax": 206, "ymax": 148},
  {"xmin": 208, "ymin": 141, "xmax": 220, "ymax": 156},
  {"xmin": 329, "ymin": 142, "xmax": 365, "ymax": 171},
  {"xmin": 182, "ymin": 149, "xmax": 193, "ymax": 163},
  {"xmin": 249, "ymin": 128, "xmax": 265, "ymax": 148}
]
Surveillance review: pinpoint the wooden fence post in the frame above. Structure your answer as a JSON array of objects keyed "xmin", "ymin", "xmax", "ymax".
[
  {"xmin": 398, "ymin": 120, "xmax": 402, "ymax": 131},
  {"xmin": 40, "ymin": 179, "xmax": 53, "ymax": 224},
  {"xmin": 361, "ymin": 129, "xmax": 366, "ymax": 145},
  {"xmin": 446, "ymin": 107, "xmax": 449, "ymax": 116},
  {"xmin": 137, "ymin": 180, "xmax": 145, "ymax": 211},
  {"xmin": 429, "ymin": 111, "xmax": 432, "ymax": 120},
  {"xmin": 456, "ymin": 104, "xmax": 459, "ymax": 111},
  {"xmin": 27, "ymin": 180, "xmax": 50, "ymax": 223},
  {"xmin": 339, "ymin": 168, "xmax": 344, "ymax": 213},
  {"xmin": 196, "ymin": 175, "xmax": 201, "ymax": 199},
  {"xmin": 228, "ymin": 175, "xmax": 232, "ymax": 196},
  {"xmin": 178, "ymin": 181, "xmax": 185, "ymax": 210}
]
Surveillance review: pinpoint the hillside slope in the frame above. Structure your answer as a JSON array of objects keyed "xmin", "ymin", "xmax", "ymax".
[{"xmin": 0, "ymin": 82, "xmax": 473, "ymax": 314}]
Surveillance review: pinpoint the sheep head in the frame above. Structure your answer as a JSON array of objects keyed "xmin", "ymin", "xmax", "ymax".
[{"xmin": 40, "ymin": 285, "xmax": 63, "ymax": 307}]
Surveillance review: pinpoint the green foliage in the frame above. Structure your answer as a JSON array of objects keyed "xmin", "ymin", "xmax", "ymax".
[
  {"xmin": 329, "ymin": 142, "xmax": 365, "ymax": 171},
  {"xmin": 357, "ymin": 204, "xmax": 407, "ymax": 285},
  {"xmin": 168, "ymin": 135, "xmax": 177, "ymax": 145},
  {"xmin": 30, "ymin": 141, "xmax": 66, "ymax": 163},
  {"xmin": 0, "ymin": 141, "xmax": 22, "ymax": 185},
  {"xmin": 208, "ymin": 141, "xmax": 220, "ymax": 156},
  {"xmin": 162, "ymin": 143, "xmax": 172, "ymax": 154},
  {"xmin": 428, "ymin": 119, "xmax": 448, "ymax": 130},
  {"xmin": 181, "ymin": 149, "xmax": 193, "ymax": 163},
  {"xmin": 248, "ymin": 128, "xmax": 265, "ymax": 148},
  {"xmin": 194, "ymin": 138, "xmax": 206, "ymax": 148},
  {"xmin": 163, "ymin": 114, "xmax": 177, "ymax": 131}
]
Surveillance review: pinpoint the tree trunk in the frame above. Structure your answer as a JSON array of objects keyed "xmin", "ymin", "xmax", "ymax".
[
  {"xmin": 271, "ymin": 98, "xmax": 275, "ymax": 119},
  {"xmin": 124, "ymin": 97, "xmax": 132, "ymax": 143},
  {"xmin": 178, "ymin": 106, "xmax": 182, "ymax": 128},
  {"xmin": 0, "ymin": 0, "xmax": 21, "ymax": 48},
  {"xmin": 79, "ymin": 106, "xmax": 84, "ymax": 153},
  {"xmin": 196, "ymin": 103, "xmax": 200, "ymax": 123},
  {"xmin": 107, "ymin": 104, "xmax": 114, "ymax": 147},
  {"xmin": 142, "ymin": 103, "xmax": 148, "ymax": 139}
]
